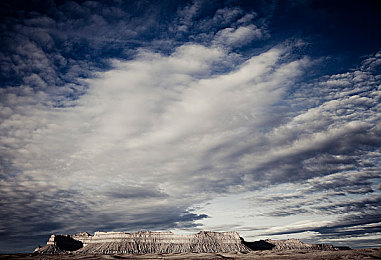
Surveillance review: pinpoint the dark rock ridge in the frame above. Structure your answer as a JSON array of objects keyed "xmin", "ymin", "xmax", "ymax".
[
  {"xmin": 243, "ymin": 239, "xmax": 335, "ymax": 251},
  {"xmin": 34, "ymin": 231, "xmax": 341, "ymax": 255}
]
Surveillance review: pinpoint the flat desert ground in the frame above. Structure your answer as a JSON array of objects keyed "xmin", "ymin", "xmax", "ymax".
[{"xmin": 1, "ymin": 248, "xmax": 381, "ymax": 260}]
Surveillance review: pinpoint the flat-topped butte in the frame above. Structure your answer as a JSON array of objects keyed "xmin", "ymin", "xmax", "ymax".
[{"xmin": 35, "ymin": 231, "xmax": 339, "ymax": 254}]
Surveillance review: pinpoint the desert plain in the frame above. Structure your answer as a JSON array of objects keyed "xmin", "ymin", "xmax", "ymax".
[{"xmin": 1, "ymin": 248, "xmax": 381, "ymax": 260}]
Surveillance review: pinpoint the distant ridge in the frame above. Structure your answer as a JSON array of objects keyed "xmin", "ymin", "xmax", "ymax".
[
  {"xmin": 243, "ymin": 238, "xmax": 336, "ymax": 251},
  {"xmin": 34, "ymin": 231, "xmax": 341, "ymax": 254}
]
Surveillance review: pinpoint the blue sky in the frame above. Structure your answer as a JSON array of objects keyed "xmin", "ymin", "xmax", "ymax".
[{"xmin": 0, "ymin": 0, "xmax": 380, "ymax": 253}]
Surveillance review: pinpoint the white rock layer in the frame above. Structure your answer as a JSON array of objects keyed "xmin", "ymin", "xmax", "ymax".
[{"xmin": 36, "ymin": 231, "xmax": 251, "ymax": 254}]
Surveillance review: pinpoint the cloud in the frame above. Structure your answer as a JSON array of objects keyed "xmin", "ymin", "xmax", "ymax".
[
  {"xmin": 2, "ymin": 37, "xmax": 380, "ymax": 252},
  {"xmin": 262, "ymin": 210, "xmax": 381, "ymax": 238},
  {"xmin": 175, "ymin": 0, "xmax": 203, "ymax": 32},
  {"xmin": 238, "ymin": 53, "xmax": 381, "ymax": 187},
  {"xmin": 245, "ymin": 191, "xmax": 381, "ymax": 247},
  {"xmin": 104, "ymin": 184, "xmax": 168, "ymax": 199},
  {"xmin": 194, "ymin": 51, "xmax": 380, "ymax": 248},
  {"xmin": 0, "ymin": 40, "xmax": 311, "ymax": 250},
  {"xmin": 171, "ymin": 3, "xmax": 268, "ymax": 47},
  {"xmin": 213, "ymin": 25, "xmax": 267, "ymax": 47}
]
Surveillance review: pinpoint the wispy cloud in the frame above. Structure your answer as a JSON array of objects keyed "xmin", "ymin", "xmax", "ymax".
[{"xmin": 0, "ymin": 41, "xmax": 310, "ymax": 249}]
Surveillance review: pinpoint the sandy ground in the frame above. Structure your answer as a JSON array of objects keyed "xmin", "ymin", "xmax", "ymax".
[{"xmin": 1, "ymin": 248, "xmax": 380, "ymax": 260}]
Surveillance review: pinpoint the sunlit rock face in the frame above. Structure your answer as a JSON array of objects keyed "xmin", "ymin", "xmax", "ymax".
[
  {"xmin": 35, "ymin": 231, "xmax": 251, "ymax": 254},
  {"xmin": 35, "ymin": 231, "xmax": 339, "ymax": 254}
]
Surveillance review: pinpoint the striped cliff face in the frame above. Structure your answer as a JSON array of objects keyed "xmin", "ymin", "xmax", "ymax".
[{"xmin": 35, "ymin": 231, "xmax": 251, "ymax": 254}]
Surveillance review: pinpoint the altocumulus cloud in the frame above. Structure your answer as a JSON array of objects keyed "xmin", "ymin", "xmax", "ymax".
[{"xmin": 0, "ymin": 0, "xmax": 380, "ymax": 253}]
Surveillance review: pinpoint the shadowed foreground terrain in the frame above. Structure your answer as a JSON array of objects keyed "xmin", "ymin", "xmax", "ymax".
[{"xmin": 1, "ymin": 248, "xmax": 381, "ymax": 260}]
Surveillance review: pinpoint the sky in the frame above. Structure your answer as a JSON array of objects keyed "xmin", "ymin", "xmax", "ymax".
[{"xmin": 0, "ymin": 0, "xmax": 380, "ymax": 253}]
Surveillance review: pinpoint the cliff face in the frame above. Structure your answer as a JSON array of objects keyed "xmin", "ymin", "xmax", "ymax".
[
  {"xmin": 35, "ymin": 231, "xmax": 251, "ymax": 254},
  {"xmin": 35, "ymin": 231, "xmax": 339, "ymax": 254},
  {"xmin": 264, "ymin": 239, "xmax": 335, "ymax": 251}
]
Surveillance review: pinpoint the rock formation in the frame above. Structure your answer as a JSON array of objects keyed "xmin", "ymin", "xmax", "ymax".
[
  {"xmin": 35, "ymin": 231, "xmax": 251, "ymax": 254},
  {"xmin": 242, "ymin": 238, "xmax": 336, "ymax": 251},
  {"xmin": 35, "ymin": 231, "xmax": 341, "ymax": 254},
  {"xmin": 264, "ymin": 239, "xmax": 335, "ymax": 251}
]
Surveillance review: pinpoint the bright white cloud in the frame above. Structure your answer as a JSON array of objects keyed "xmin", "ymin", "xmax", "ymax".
[
  {"xmin": 214, "ymin": 25, "xmax": 266, "ymax": 47},
  {"xmin": 0, "ymin": 43, "xmax": 311, "ymax": 238}
]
